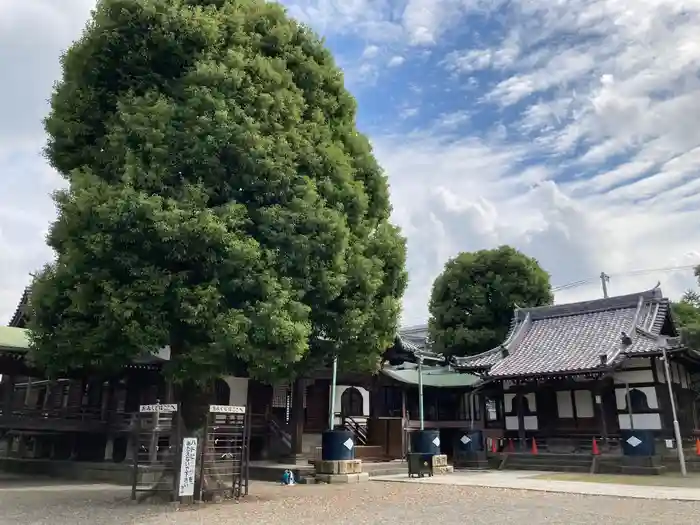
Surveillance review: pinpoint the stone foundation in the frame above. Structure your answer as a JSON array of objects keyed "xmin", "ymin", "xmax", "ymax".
[
  {"xmin": 315, "ymin": 459, "xmax": 363, "ymax": 475},
  {"xmin": 315, "ymin": 472, "xmax": 370, "ymax": 484}
]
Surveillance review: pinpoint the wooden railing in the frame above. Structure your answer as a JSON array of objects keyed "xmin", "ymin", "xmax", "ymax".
[
  {"xmin": 0, "ymin": 405, "xmax": 134, "ymax": 428},
  {"xmin": 266, "ymin": 413, "xmax": 292, "ymax": 451},
  {"xmin": 485, "ymin": 434, "xmax": 622, "ymax": 454},
  {"xmin": 338, "ymin": 414, "xmax": 368, "ymax": 446}
]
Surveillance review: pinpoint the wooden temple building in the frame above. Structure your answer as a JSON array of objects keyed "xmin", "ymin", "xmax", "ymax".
[
  {"xmin": 0, "ymin": 288, "xmax": 478, "ymax": 482},
  {"xmin": 450, "ymin": 286, "xmax": 700, "ymax": 472},
  {"xmin": 1, "ymin": 284, "xmax": 699, "ymax": 479}
]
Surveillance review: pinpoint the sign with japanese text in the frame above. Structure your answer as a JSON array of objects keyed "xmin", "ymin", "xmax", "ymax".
[
  {"xmin": 178, "ymin": 437, "xmax": 198, "ymax": 497},
  {"xmin": 139, "ymin": 403, "xmax": 178, "ymax": 413},
  {"xmin": 208, "ymin": 405, "xmax": 246, "ymax": 414}
]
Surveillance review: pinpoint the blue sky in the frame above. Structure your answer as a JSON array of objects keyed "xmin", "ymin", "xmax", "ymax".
[{"xmin": 2, "ymin": 0, "xmax": 700, "ymax": 325}]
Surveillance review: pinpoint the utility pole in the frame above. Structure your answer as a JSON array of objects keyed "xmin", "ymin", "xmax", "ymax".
[
  {"xmin": 600, "ymin": 272, "xmax": 610, "ymax": 298},
  {"xmin": 662, "ymin": 346, "xmax": 687, "ymax": 476}
]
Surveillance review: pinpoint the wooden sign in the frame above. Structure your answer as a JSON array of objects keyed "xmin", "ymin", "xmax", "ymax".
[
  {"xmin": 209, "ymin": 405, "xmax": 246, "ymax": 414},
  {"xmin": 139, "ymin": 403, "xmax": 178, "ymax": 413},
  {"xmin": 178, "ymin": 437, "xmax": 198, "ymax": 497}
]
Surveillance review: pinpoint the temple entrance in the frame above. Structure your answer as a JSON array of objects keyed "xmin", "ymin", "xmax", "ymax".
[{"xmin": 341, "ymin": 387, "xmax": 364, "ymax": 417}]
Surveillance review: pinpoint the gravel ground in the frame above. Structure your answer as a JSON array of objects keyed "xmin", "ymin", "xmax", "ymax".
[{"xmin": 2, "ymin": 478, "xmax": 699, "ymax": 525}]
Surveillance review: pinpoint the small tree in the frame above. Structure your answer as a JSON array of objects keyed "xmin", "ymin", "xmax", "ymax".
[
  {"xmin": 428, "ymin": 245, "xmax": 553, "ymax": 356},
  {"xmin": 672, "ymin": 267, "xmax": 700, "ymax": 349},
  {"xmin": 30, "ymin": 0, "xmax": 406, "ymax": 432}
]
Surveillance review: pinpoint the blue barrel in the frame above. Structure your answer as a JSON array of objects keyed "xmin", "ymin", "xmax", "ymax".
[
  {"xmin": 456, "ymin": 430, "xmax": 483, "ymax": 452},
  {"xmin": 621, "ymin": 429, "xmax": 656, "ymax": 456},
  {"xmin": 321, "ymin": 430, "xmax": 355, "ymax": 461},
  {"xmin": 411, "ymin": 430, "xmax": 441, "ymax": 454}
]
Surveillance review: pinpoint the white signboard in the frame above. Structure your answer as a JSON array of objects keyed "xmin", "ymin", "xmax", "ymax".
[
  {"xmin": 139, "ymin": 403, "xmax": 178, "ymax": 413},
  {"xmin": 209, "ymin": 405, "xmax": 246, "ymax": 414},
  {"xmin": 178, "ymin": 437, "xmax": 198, "ymax": 497}
]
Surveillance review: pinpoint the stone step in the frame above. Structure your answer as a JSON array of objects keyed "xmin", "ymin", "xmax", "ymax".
[
  {"xmin": 503, "ymin": 463, "xmax": 592, "ymax": 473},
  {"xmin": 367, "ymin": 467, "xmax": 408, "ymax": 477}
]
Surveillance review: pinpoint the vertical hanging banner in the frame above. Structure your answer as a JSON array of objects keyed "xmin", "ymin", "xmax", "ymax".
[{"xmin": 178, "ymin": 437, "xmax": 198, "ymax": 497}]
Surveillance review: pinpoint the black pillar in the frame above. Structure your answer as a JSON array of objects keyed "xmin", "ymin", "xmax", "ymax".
[{"xmin": 289, "ymin": 379, "xmax": 305, "ymax": 457}]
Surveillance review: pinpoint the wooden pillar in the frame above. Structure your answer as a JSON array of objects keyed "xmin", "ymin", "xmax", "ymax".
[
  {"xmin": 165, "ymin": 379, "xmax": 175, "ymax": 404},
  {"xmin": 43, "ymin": 381, "xmax": 54, "ymax": 410},
  {"xmin": 23, "ymin": 378, "xmax": 33, "ymax": 407},
  {"xmin": 17, "ymin": 435, "xmax": 28, "ymax": 458},
  {"xmin": 148, "ymin": 414, "xmax": 159, "ymax": 463},
  {"xmin": 2, "ymin": 375, "xmax": 16, "ymax": 416},
  {"xmin": 103, "ymin": 380, "xmax": 117, "ymax": 462},
  {"xmin": 596, "ymin": 380, "xmax": 609, "ymax": 444},
  {"xmin": 367, "ymin": 379, "xmax": 380, "ymax": 446},
  {"xmin": 289, "ymin": 379, "xmax": 305, "ymax": 458},
  {"xmin": 516, "ymin": 388, "xmax": 526, "ymax": 449}
]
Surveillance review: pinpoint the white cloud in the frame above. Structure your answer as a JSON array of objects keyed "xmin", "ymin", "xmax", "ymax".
[
  {"xmin": 362, "ymin": 44, "xmax": 380, "ymax": 59},
  {"xmin": 3, "ymin": 0, "xmax": 700, "ymax": 334},
  {"xmin": 378, "ymin": 131, "xmax": 700, "ymax": 324},
  {"xmin": 387, "ymin": 55, "xmax": 405, "ymax": 67}
]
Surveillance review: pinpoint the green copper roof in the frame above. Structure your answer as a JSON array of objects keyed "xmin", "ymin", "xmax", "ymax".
[
  {"xmin": 381, "ymin": 364, "xmax": 480, "ymax": 388},
  {"xmin": 0, "ymin": 326, "xmax": 30, "ymax": 351}
]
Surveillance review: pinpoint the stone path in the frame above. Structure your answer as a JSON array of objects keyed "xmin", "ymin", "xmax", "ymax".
[{"xmin": 371, "ymin": 470, "xmax": 700, "ymax": 501}]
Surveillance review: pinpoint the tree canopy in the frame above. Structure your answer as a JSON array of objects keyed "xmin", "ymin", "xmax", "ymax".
[
  {"xmin": 671, "ymin": 267, "xmax": 700, "ymax": 349},
  {"xmin": 428, "ymin": 246, "xmax": 553, "ymax": 357},
  {"xmin": 29, "ymin": 0, "xmax": 407, "ymax": 390}
]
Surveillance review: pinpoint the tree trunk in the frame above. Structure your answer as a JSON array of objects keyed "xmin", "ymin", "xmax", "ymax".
[{"xmin": 177, "ymin": 380, "xmax": 235, "ymax": 502}]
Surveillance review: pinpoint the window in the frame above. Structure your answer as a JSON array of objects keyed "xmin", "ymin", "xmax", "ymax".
[
  {"xmin": 340, "ymin": 387, "xmax": 364, "ymax": 417},
  {"xmin": 485, "ymin": 397, "xmax": 500, "ymax": 421},
  {"xmin": 627, "ymin": 388, "xmax": 651, "ymax": 412}
]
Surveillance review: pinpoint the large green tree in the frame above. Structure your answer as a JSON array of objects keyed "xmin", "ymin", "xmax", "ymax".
[
  {"xmin": 30, "ymin": 0, "xmax": 406, "ymax": 426},
  {"xmin": 428, "ymin": 246, "xmax": 553, "ymax": 356}
]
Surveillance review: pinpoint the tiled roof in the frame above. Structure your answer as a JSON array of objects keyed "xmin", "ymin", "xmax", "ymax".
[
  {"xmin": 9, "ymin": 287, "xmax": 30, "ymax": 328},
  {"xmin": 452, "ymin": 287, "xmax": 678, "ymax": 378},
  {"xmin": 450, "ymin": 347, "xmax": 503, "ymax": 370},
  {"xmin": 382, "ymin": 326, "xmax": 444, "ymax": 365},
  {"xmin": 398, "ymin": 325, "xmax": 430, "ymax": 351}
]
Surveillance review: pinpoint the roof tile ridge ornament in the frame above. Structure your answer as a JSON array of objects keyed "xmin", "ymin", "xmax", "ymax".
[
  {"xmin": 629, "ymin": 295, "xmax": 645, "ymax": 335},
  {"xmin": 504, "ymin": 312, "xmax": 531, "ymax": 355},
  {"xmin": 518, "ymin": 286, "xmax": 665, "ymax": 321},
  {"xmin": 453, "ymin": 346, "xmax": 501, "ymax": 365},
  {"xmin": 9, "ymin": 286, "xmax": 31, "ymax": 327},
  {"xmin": 607, "ymin": 295, "xmax": 645, "ymax": 364}
]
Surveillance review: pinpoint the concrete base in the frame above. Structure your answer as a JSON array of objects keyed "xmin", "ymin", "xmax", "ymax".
[
  {"xmin": 315, "ymin": 459, "xmax": 363, "ymax": 475},
  {"xmin": 316, "ymin": 472, "xmax": 370, "ymax": 484},
  {"xmin": 621, "ymin": 456, "xmax": 666, "ymax": 476},
  {"xmin": 454, "ymin": 451, "xmax": 489, "ymax": 470}
]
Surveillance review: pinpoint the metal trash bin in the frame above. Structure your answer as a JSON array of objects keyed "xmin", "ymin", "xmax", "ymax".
[{"xmin": 407, "ymin": 452, "xmax": 434, "ymax": 478}]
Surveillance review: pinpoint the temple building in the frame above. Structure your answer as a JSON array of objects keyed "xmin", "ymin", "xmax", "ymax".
[
  {"xmin": 450, "ymin": 286, "xmax": 700, "ymax": 472},
  {"xmin": 3, "ymin": 283, "xmax": 697, "ymax": 479},
  {"xmin": 0, "ymin": 287, "xmax": 477, "ymax": 482}
]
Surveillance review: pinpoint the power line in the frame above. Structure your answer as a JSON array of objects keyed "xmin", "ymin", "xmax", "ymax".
[{"xmin": 551, "ymin": 264, "xmax": 698, "ymax": 293}]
